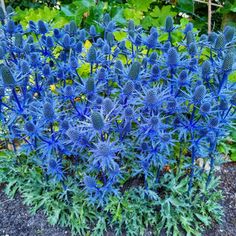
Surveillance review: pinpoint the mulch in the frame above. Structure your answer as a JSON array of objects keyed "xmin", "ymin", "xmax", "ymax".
[{"xmin": 0, "ymin": 162, "xmax": 235, "ymax": 236}]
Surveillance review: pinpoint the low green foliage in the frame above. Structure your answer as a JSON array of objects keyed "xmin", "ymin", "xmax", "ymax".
[
  {"xmin": 218, "ymin": 129, "xmax": 236, "ymax": 161},
  {"xmin": 0, "ymin": 150, "xmax": 223, "ymax": 236}
]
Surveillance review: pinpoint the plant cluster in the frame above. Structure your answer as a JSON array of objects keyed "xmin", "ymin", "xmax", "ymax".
[
  {"xmin": 0, "ymin": 7, "xmax": 235, "ymax": 235},
  {"xmin": 0, "ymin": 150, "xmax": 223, "ymax": 236}
]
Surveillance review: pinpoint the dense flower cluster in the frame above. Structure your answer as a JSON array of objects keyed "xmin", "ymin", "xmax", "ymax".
[{"xmin": 0, "ymin": 10, "xmax": 235, "ymax": 205}]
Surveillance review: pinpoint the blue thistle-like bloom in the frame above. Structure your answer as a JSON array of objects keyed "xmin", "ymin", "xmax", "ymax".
[
  {"xmin": 70, "ymin": 56, "xmax": 78, "ymax": 70},
  {"xmin": 188, "ymin": 42, "xmax": 197, "ymax": 56},
  {"xmin": 209, "ymin": 117, "xmax": 219, "ymax": 128},
  {"xmin": 151, "ymin": 64, "xmax": 160, "ymax": 80},
  {"xmin": 167, "ymin": 47, "xmax": 178, "ymax": 67},
  {"xmin": 66, "ymin": 127, "xmax": 81, "ymax": 143},
  {"xmin": 183, "ymin": 23, "xmax": 193, "ymax": 35},
  {"xmin": 87, "ymin": 46, "xmax": 97, "ymax": 64},
  {"xmin": 43, "ymin": 102, "xmax": 55, "ymax": 121},
  {"xmin": 224, "ymin": 26, "xmax": 234, "ymax": 43},
  {"xmin": 6, "ymin": 5, "xmax": 14, "ymax": 15},
  {"xmin": 96, "ymin": 68, "xmax": 107, "ymax": 81},
  {"xmin": 103, "ymin": 13, "xmax": 111, "ymax": 26},
  {"xmin": 186, "ymin": 31, "xmax": 195, "ymax": 46},
  {"xmin": 200, "ymin": 34, "xmax": 208, "ymax": 42},
  {"xmin": 79, "ymin": 29, "xmax": 86, "ymax": 42},
  {"xmin": 46, "ymin": 36, "xmax": 54, "ymax": 48},
  {"xmin": 86, "ymin": 77, "xmax": 95, "ymax": 94},
  {"xmin": 128, "ymin": 20, "xmax": 135, "ymax": 38},
  {"xmin": 42, "ymin": 64, "xmax": 51, "ymax": 77},
  {"xmin": 178, "ymin": 70, "xmax": 188, "ymax": 87},
  {"xmin": 106, "ymin": 32, "xmax": 114, "ymax": 46},
  {"xmin": 24, "ymin": 121, "xmax": 36, "ymax": 134},
  {"xmin": 145, "ymin": 31, "xmax": 158, "ymax": 49},
  {"xmin": 201, "ymin": 60, "xmax": 211, "ymax": 79},
  {"xmin": 1, "ymin": 65, "xmax": 15, "ymax": 87},
  {"xmin": 102, "ymin": 98, "xmax": 114, "ymax": 114},
  {"xmin": 222, "ymin": 53, "xmax": 234, "ymax": 72},
  {"xmin": 128, "ymin": 61, "xmax": 141, "ymax": 80},
  {"xmin": 106, "ymin": 21, "xmax": 116, "ymax": 33},
  {"xmin": 149, "ymin": 52, "xmax": 158, "ymax": 65},
  {"xmin": 14, "ymin": 33, "xmax": 23, "ymax": 48},
  {"xmin": 167, "ymin": 98, "xmax": 177, "ymax": 111},
  {"xmin": 47, "ymin": 158, "xmax": 64, "ymax": 181},
  {"xmin": 208, "ymin": 32, "xmax": 217, "ymax": 43},
  {"xmin": 114, "ymin": 60, "xmax": 123, "ymax": 76},
  {"xmin": 91, "ymin": 111, "xmax": 104, "ymax": 131},
  {"xmin": 6, "ymin": 20, "xmax": 15, "ymax": 34},
  {"xmin": 193, "ymin": 85, "xmax": 206, "ymax": 104},
  {"xmin": 102, "ymin": 43, "xmax": 111, "ymax": 55},
  {"xmin": 53, "ymin": 28, "xmax": 61, "ymax": 39},
  {"xmin": 214, "ymin": 34, "xmax": 225, "ymax": 51},
  {"xmin": 90, "ymin": 140, "xmax": 119, "ymax": 171},
  {"xmin": 62, "ymin": 34, "xmax": 71, "ymax": 49},
  {"xmin": 123, "ymin": 81, "xmax": 134, "ymax": 96},
  {"xmin": 63, "ymin": 85, "xmax": 75, "ymax": 99},
  {"xmin": 200, "ymin": 102, "xmax": 211, "ymax": 114},
  {"xmin": 69, "ymin": 20, "xmax": 77, "ymax": 36},
  {"xmin": 38, "ymin": 20, "xmax": 48, "ymax": 34},
  {"xmin": 145, "ymin": 89, "xmax": 157, "ymax": 107},
  {"xmin": 164, "ymin": 16, "xmax": 174, "ymax": 32},
  {"xmin": 75, "ymin": 41, "xmax": 83, "ymax": 53},
  {"xmin": 89, "ymin": 25, "xmax": 97, "ymax": 38},
  {"xmin": 124, "ymin": 106, "xmax": 133, "ymax": 118},
  {"xmin": 162, "ymin": 41, "xmax": 171, "ymax": 53}
]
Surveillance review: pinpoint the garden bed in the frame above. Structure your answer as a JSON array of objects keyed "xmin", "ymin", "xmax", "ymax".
[{"xmin": 0, "ymin": 162, "xmax": 235, "ymax": 236}]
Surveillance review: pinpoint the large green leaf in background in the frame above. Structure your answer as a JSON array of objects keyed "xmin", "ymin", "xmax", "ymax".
[
  {"xmin": 177, "ymin": 0, "xmax": 194, "ymax": 13},
  {"xmin": 128, "ymin": 0, "xmax": 154, "ymax": 12}
]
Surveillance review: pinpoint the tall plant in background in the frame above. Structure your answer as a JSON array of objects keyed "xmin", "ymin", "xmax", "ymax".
[{"xmin": 0, "ymin": 6, "xmax": 235, "ymax": 235}]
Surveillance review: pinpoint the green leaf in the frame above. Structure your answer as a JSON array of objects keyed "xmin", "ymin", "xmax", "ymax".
[
  {"xmin": 123, "ymin": 9, "xmax": 143, "ymax": 24},
  {"xmin": 195, "ymin": 213, "xmax": 210, "ymax": 226},
  {"xmin": 128, "ymin": 0, "xmax": 154, "ymax": 12},
  {"xmin": 231, "ymin": 149, "xmax": 236, "ymax": 161},
  {"xmin": 113, "ymin": 31, "xmax": 127, "ymax": 41},
  {"xmin": 61, "ymin": 5, "xmax": 74, "ymax": 17},
  {"xmin": 150, "ymin": 6, "xmax": 160, "ymax": 17},
  {"xmin": 229, "ymin": 70, "xmax": 236, "ymax": 82},
  {"xmin": 177, "ymin": 0, "xmax": 194, "ymax": 13}
]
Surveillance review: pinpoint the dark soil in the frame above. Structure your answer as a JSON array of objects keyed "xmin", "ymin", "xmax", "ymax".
[
  {"xmin": 0, "ymin": 163, "xmax": 235, "ymax": 236},
  {"xmin": 203, "ymin": 162, "xmax": 236, "ymax": 236}
]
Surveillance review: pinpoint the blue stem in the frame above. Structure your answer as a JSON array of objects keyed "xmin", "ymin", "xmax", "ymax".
[
  {"xmin": 218, "ymin": 73, "xmax": 227, "ymax": 95},
  {"xmin": 205, "ymin": 153, "xmax": 214, "ymax": 189},
  {"xmin": 12, "ymin": 88, "xmax": 23, "ymax": 112}
]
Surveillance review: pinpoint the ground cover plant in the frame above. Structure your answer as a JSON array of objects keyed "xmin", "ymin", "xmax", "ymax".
[{"xmin": 0, "ymin": 6, "xmax": 236, "ymax": 236}]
